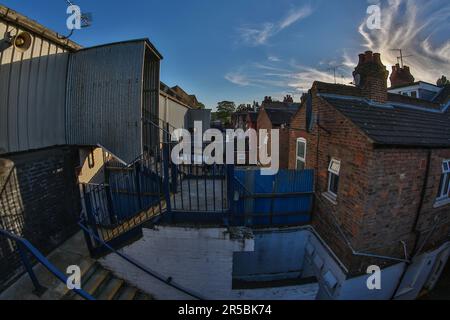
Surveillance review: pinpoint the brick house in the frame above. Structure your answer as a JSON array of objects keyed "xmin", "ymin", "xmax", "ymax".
[
  {"xmin": 246, "ymin": 112, "xmax": 258, "ymax": 130},
  {"xmin": 288, "ymin": 51, "xmax": 450, "ymax": 275},
  {"xmin": 258, "ymin": 101, "xmax": 300, "ymax": 169}
]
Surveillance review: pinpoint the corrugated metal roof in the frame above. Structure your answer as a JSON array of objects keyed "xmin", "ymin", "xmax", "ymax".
[{"xmin": 66, "ymin": 41, "xmax": 147, "ymax": 164}]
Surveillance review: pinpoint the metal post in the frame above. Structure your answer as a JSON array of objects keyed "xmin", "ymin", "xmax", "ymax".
[
  {"xmin": 226, "ymin": 164, "xmax": 235, "ymax": 225},
  {"xmin": 82, "ymin": 185, "xmax": 101, "ymax": 250},
  {"xmin": 135, "ymin": 162, "xmax": 143, "ymax": 209},
  {"xmin": 17, "ymin": 243, "xmax": 47, "ymax": 296},
  {"xmin": 163, "ymin": 141, "xmax": 172, "ymax": 215}
]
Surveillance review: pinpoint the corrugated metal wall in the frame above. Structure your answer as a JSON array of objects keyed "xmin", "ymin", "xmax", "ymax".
[
  {"xmin": 159, "ymin": 94, "xmax": 189, "ymax": 132},
  {"xmin": 0, "ymin": 19, "xmax": 70, "ymax": 154},
  {"xmin": 142, "ymin": 47, "xmax": 160, "ymax": 152},
  {"xmin": 66, "ymin": 41, "xmax": 147, "ymax": 164}
]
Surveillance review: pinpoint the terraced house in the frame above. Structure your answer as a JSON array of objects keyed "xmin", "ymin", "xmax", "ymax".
[{"xmin": 289, "ymin": 51, "xmax": 450, "ymax": 298}]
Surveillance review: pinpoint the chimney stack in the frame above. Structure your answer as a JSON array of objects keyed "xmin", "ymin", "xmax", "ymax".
[
  {"xmin": 283, "ymin": 95, "xmax": 294, "ymax": 103},
  {"xmin": 390, "ymin": 64, "xmax": 415, "ymax": 88},
  {"xmin": 353, "ymin": 51, "xmax": 389, "ymax": 103},
  {"xmin": 263, "ymin": 96, "xmax": 273, "ymax": 103}
]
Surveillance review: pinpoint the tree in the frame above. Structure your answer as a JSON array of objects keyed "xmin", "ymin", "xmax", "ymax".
[
  {"xmin": 236, "ymin": 104, "xmax": 253, "ymax": 113},
  {"xmin": 216, "ymin": 101, "xmax": 236, "ymax": 125},
  {"xmin": 196, "ymin": 102, "xmax": 206, "ymax": 110},
  {"xmin": 437, "ymin": 75, "xmax": 450, "ymax": 87}
]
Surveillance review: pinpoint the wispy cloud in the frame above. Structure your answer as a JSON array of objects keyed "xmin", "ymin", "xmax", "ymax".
[
  {"xmin": 237, "ymin": 5, "xmax": 313, "ymax": 46},
  {"xmin": 279, "ymin": 6, "xmax": 314, "ymax": 29},
  {"xmin": 359, "ymin": 0, "xmax": 450, "ymax": 84},
  {"xmin": 225, "ymin": 60, "xmax": 352, "ymax": 93},
  {"xmin": 227, "ymin": 0, "xmax": 450, "ymax": 102},
  {"xmin": 225, "ymin": 71, "xmax": 251, "ymax": 86},
  {"xmin": 268, "ymin": 56, "xmax": 281, "ymax": 62}
]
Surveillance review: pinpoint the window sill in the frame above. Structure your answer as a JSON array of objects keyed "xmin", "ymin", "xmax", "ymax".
[
  {"xmin": 434, "ymin": 198, "xmax": 450, "ymax": 209},
  {"xmin": 322, "ymin": 192, "xmax": 338, "ymax": 205}
]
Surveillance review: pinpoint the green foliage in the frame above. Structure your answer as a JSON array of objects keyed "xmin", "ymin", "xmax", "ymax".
[
  {"xmin": 437, "ymin": 75, "xmax": 450, "ymax": 87},
  {"xmin": 196, "ymin": 102, "xmax": 206, "ymax": 109},
  {"xmin": 215, "ymin": 101, "xmax": 236, "ymax": 125}
]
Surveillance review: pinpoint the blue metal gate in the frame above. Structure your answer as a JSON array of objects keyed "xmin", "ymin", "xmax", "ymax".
[{"xmin": 231, "ymin": 169, "xmax": 314, "ymax": 227}]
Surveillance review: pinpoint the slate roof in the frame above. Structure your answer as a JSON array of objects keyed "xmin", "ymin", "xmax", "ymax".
[
  {"xmin": 322, "ymin": 95, "xmax": 450, "ymax": 148},
  {"xmin": 264, "ymin": 106, "xmax": 300, "ymax": 126}
]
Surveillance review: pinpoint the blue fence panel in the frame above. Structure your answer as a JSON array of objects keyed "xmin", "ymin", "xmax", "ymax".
[
  {"xmin": 233, "ymin": 169, "xmax": 314, "ymax": 226},
  {"xmin": 108, "ymin": 167, "xmax": 162, "ymax": 222}
]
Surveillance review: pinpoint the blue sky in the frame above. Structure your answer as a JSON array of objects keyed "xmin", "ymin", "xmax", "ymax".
[{"xmin": 3, "ymin": 0, "xmax": 450, "ymax": 109}]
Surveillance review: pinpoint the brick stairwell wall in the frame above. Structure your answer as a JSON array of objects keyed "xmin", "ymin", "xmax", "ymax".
[{"xmin": 0, "ymin": 146, "xmax": 81, "ymax": 291}]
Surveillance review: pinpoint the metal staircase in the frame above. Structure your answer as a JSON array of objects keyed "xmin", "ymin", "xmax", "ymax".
[{"xmin": 63, "ymin": 262, "xmax": 153, "ymax": 301}]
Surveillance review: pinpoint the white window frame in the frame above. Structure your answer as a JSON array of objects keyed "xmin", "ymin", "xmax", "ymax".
[
  {"xmin": 296, "ymin": 138, "xmax": 307, "ymax": 170},
  {"xmin": 327, "ymin": 158, "xmax": 341, "ymax": 198},
  {"xmin": 436, "ymin": 160, "xmax": 450, "ymax": 203}
]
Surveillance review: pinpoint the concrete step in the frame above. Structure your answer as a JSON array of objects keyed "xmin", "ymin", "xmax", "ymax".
[
  {"xmin": 43, "ymin": 258, "xmax": 95, "ymax": 300},
  {"xmin": 96, "ymin": 277, "xmax": 124, "ymax": 300},
  {"xmin": 116, "ymin": 286, "xmax": 138, "ymax": 300},
  {"xmin": 133, "ymin": 291, "xmax": 154, "ymax": 300},
  {"xmin": 62, "ymin": 262, "xmax": 154, "ymax": 300},
  {"xmin": 74, "ymin": 266, "xmax": 109, "ymax": 300}
]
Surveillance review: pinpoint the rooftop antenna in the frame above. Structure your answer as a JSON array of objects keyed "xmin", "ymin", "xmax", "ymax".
[
  {"xmin": 326, "ymin": 64, "xmax": 344, "ymax": 84},
  {"xmin": 390, "ymin": 49, "xmax": 413, "ymax": 68}
]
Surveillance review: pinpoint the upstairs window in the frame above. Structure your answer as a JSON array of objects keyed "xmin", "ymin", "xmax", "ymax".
[
  {"xmin": 437, "ymin": 160, "xmax": 450, "ymax": 203},
  {"xmin": 328, "ymin": 159, "xmax": 341, "ymax": 197},
  {"xmin": 296, "ymin": 138, "xmax": 307, "ymax": 170}
]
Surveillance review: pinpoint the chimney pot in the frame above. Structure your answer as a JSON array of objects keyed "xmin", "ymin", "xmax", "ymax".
[
  {"xmin": 358, "ymin": 54, "xmax": 365, "ymax": 64},
  {"xmin": 353, "ymin": 51, "xmax": 388, "ymax": 103},
  {"xmin": 373, "ymin": 53, "xmax": 382, "ymax": 65},
  {"xmin": 390, "ymin": 64, "xmax": 415, "ymax": 88}
]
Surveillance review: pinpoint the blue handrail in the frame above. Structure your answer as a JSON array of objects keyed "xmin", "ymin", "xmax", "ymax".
[
  {"xmin": 78, "ymin": 220, "xmax": 205, "ymax": 300},
  {"xmin": 0, "ymin": 228, "xmax": 95, "ymax": 300}
]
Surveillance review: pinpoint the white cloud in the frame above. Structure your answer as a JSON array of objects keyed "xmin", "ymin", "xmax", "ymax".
[
  {"xmin": 279, "ymin": 6, "xmax": 314, "ymax": 29},
  {"xmin": 237, "ymin": 5, "xmax": 313, "ymax": 46},
  {"xmin": 225, "ymin": 72, "xmax": 250, "ymax": 86},
  {"xmin": 268, "ymin": 56, "xmax": 281, "ymax": 62},
  {"xmin": 228, "ymin": 0, "xmax": 450, "ymax": 99},
  {"xmin": 359, "ymin": 0, "xmax": 450, "ymax": 84},
  {"xmin": 225, "ymin": 61, "xmax": 352, "ymax": 92}
]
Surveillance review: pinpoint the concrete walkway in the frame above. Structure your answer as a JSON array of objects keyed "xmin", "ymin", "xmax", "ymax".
[{"xmin": 0, "ymin": 231, "xmax": 94, "ymax": 300}]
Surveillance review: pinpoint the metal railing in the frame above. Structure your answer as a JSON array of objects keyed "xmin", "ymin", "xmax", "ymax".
[{"xmin": 0, "ymin": 228, "xmax": 94, "ymax": 300}]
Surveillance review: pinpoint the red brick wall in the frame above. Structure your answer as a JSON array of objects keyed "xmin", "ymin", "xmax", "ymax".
[
  {"xmin": 287, "ymin": 88, "xmax": 450, "ymax": 275},
  {"xmin": 257, "ymin": 109, "xmax": 290, "ymax": 169}
]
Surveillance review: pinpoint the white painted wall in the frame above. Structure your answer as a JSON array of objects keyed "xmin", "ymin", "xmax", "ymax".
[
  {"xmin": 99, "ymin": 225, "xmax": 450, "ymax": 300},
  {"xmin": 100, "ymin": 226, "xmax": 319, "ymax": 300}
]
